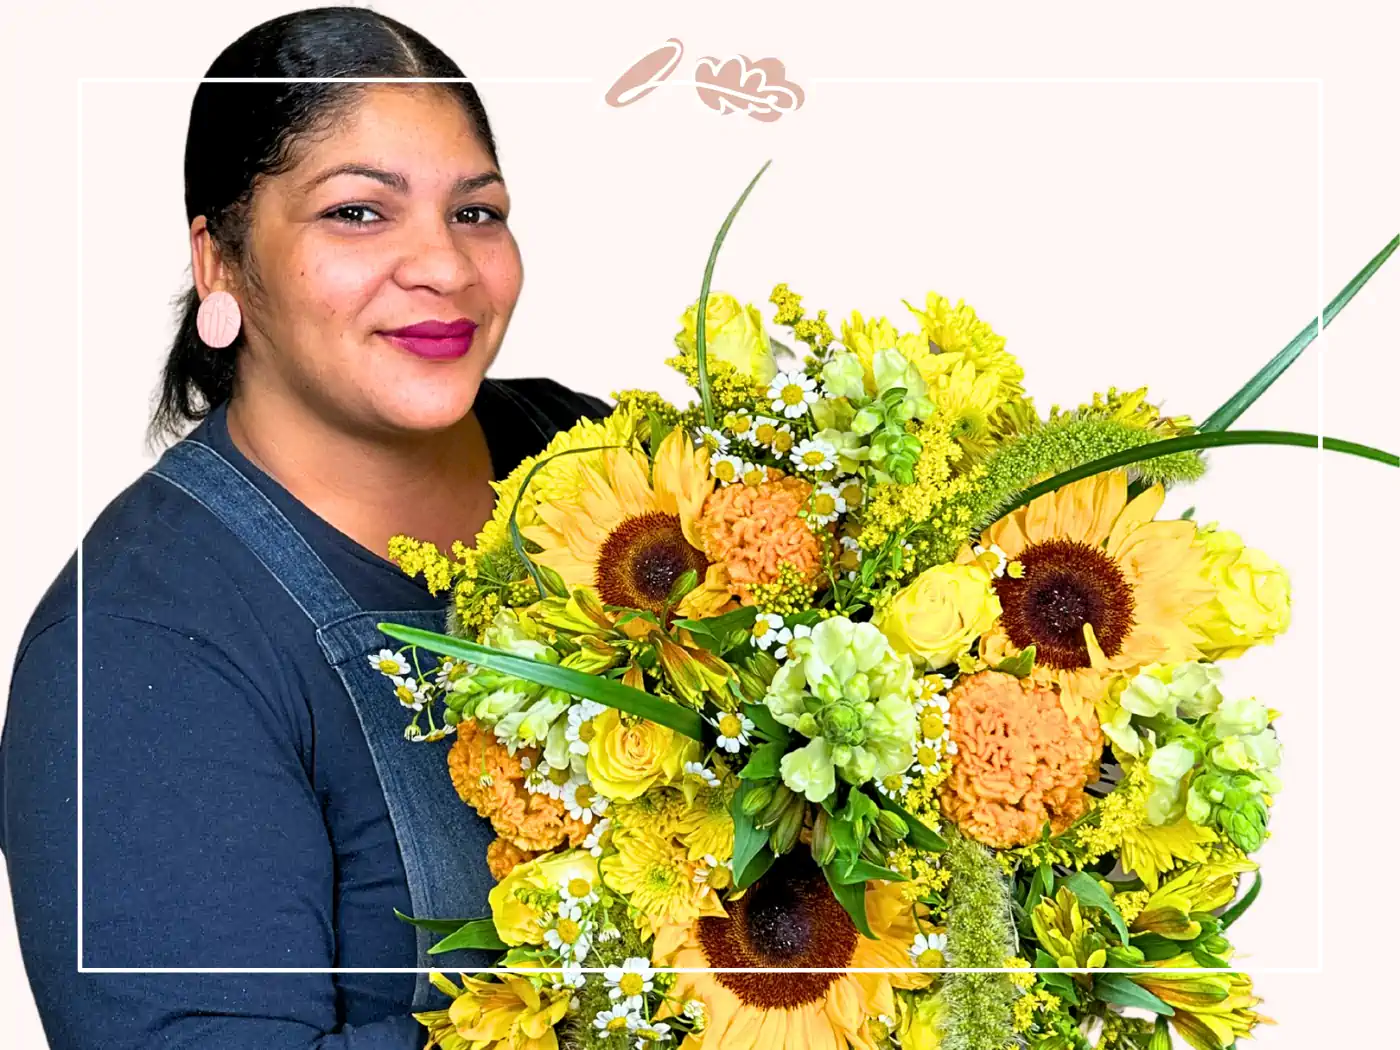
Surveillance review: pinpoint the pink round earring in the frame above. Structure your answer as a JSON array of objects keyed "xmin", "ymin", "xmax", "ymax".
[{"xmin": 196, "ymin": 290, "xmax": 242, "ymax": 348}]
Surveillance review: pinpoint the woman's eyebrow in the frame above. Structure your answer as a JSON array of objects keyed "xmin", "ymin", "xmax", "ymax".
[{"xmin": 300, "ymin": 163, "xmax": 504, "ymax": 196}]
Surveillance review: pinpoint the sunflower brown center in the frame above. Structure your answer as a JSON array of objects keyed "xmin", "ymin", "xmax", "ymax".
[
  {"xmin": 994, "ymin": 538, "xmax": 1135, "ymax": 671},
  {"xmin": 695, "ymin": 852, "xmax": 859, "ymax": 1008},
  {"xmin": 595, "ymin": 511, "xmax": 710, "ymax": 615}
]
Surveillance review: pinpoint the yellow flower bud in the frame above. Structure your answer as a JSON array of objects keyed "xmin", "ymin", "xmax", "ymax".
[
  {"xmin": 675, "ymin": 292, "xmax": 778, "ymax": 384},
  {"xmin": 1187, "ymin": 523, "xmax": 1291, "ymax": 659}
]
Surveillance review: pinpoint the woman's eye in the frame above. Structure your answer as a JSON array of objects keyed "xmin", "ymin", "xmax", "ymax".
[
  {"xmin": 458, "ymin": 205, "xmax": 504, "ymax": 226},
  {"xmin": 325, "ymin": 204, "xmax": 383, "ymax": 226}
]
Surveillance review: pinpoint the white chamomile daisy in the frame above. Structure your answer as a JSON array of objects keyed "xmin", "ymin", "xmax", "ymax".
[
  {"xmin": 739, "ymin": 461, "xmax": 768, "ymax": 487},
  {"xmin": 972, "ymin": 541, "xmax": 1010, "ymax": 577},
  {"xmin": 805, "ymin": 482, "xmax": 847, "ymax": 524},
  {"xmin": 874, "ymin": 772, "xmax": 913, "ymax": 798},
  {"xmin": 910, "ymin": 931, "xmax": 948, "ymax": 968},
  {"xmin": 583, "ymin": 816, "xmax": 612, "ymax": 857},
  {"xmin": 559, "ymin": 872, "xmax": 600, "ymax": 910},
  {"xmin": 696, "ymin": 426, "xmax": 729, "ymax": 453},
  {"xmin": 722, "ymin": 410, "xmax": 755, "ymax": 442},
  {"xmin": 750, "ymin": 612, "xmax": 791, "ymax": 652},
  {"xmin": 683, "ymin": 761, "xmax": 720, "ymax": 789},
  {"xmin": 710, "ymin": 452, "xmax": 744, "ymax": 486},
  {"xmin": 566, "ymin": 700, "xmax": 608, "ymax": 756},
  {"xmin": 912, "ymin": 737, "xmax": 945, "ymax": 775},
  {"xmin": 632, "ymin": 1020, "xmax": 671, "ymax": 1047},
  {"xmin": 713, "ymin": 711, "xmax": 754, "ymax": 753},
  {"xmin": 390, "ymin": 675, "xmax": 424, "ymax": 712},
  {"xmin": 593, "ymin": 1003, "xmax": 640, "ymax": 1036},
  {"xmin": 768, "ymin": 370, "xmax": 818, "ymax": 418},
  {"xmin": 432, "ymin": 657, "xmax": 458, "ymax": 687},
  {"xmin": 790, "ymin": 437, "xmax": 837, "ymax": 473},
  {"xmin": 774, "ymin": 622, "xmax": 813, "ymax": 661},
  {"xmin": 562, "ymin": 776, "xmax": 609, "ymax": 824},
  {"xmin": 681, "ymin": 999, "xmax": 708, "ymax": 1028},
  {"xmin": 559, "ymin": 963, "xmax": 586, "ymax": 988},
  {"xmin": 604, "ymin": 957, "xmax": 655, "ymax": 1009},
  {"xmin": 543, "ymin": 911, "xmax": 593, "ymax": 961},
  {"xmin": 370, "ymin": 648, "xmax": 410, "ymax": 676}
]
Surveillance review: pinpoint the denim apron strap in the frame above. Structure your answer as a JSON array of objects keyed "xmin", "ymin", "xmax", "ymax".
[{"xmin": 150, "ymin": 438, "xmax": 499, "ymax": 1008}]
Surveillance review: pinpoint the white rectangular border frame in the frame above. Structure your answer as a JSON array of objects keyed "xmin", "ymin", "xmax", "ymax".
[{"xmin": 75, "ymin": 74, "xmax": 1326, "ymax": 976}]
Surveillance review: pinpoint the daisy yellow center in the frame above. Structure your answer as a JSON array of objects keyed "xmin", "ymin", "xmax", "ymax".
[
  {"xmin": 741, "ymin": 467, "xmax": 767, "ymax": 486},
  {"xmin": 618, "ymin": 972, "xmax": 646, "ymax": 997},
  {"xmin": 994, "ymin": 538, "xmax": 1135, "ymax": 671},
  {"xmin": 556, "ymin": 918, "xmax": 581, "ymax": 944},
  {"xmin": 754, "ymin": 423, "xmax": 777, "ymax": 444},
  {"xmin": 916, "ymin": 745, "xmax": 940, "ymax": 767},
  {"xmin": 915, "ymin": 948, "xmax": 945, "ymax": 968},
  {"xmin": 606, "ymin": 1016, "xmax": 630, "ymax": 1033},
  {"xmin": 714, "ymin": 460, "xmax": 738, "ymax": 482},
  {"xmin": 919, "ymin": 710, "xmax": 944, "ymax": 738},
  {"xmin": 377, "ymin": 658, "xmax": 399, "ymax": 673},
  {"xmin": 568, "ymin": 878, "xmax": 592, "ymax": 898},
  {"xmin": 549, "ymin": 766, "xmax": 572, "ymax": 786},
  {"xmin": 395, "ymin": 685, "xmax": 415, "ymax": 703},
  {"xmin": 839, "ymin": 482, "xmax": 863, "ymax": 506},
  {"xmin": 780, "ymin": 384, "xmax": 806, "ymax": 406},
  {"xmin": 718, "ymin": 714, "xmax": 744, "ymax": 737},
  {"xmin": 578, "ymin": 720, "xmax": 597, "ymax": 743},
  {"xmin": 732, "ymin": 416, "xmax": 753, "ymax": 434},
  {"xmin": 812, "ymin": 493, "xmax": 837, "ymax": 515},
  {"xmin": 773, "ymin": 432, "xmax": 795, "ymax": 453},
  {"xmin": 596, "ymin": 510, "xmax": 710, "ymax": 616},
  {"xmin": 801, "ymin": 450, "xmax": 826, "ymax": 466},
  {"xmin": 572, "ymin": 784, "xmax": 596, "ymax": 807},
  {"xmin": 696, "ymin": 853, "xmax": 858, "ymax": 1008}
]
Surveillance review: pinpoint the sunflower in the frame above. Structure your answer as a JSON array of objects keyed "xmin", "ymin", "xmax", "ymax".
[
  {"xmin": 519, "ymin": 427, "xmax": 733, "ymax": 620},
  {"xmin": 653, "ymin": 852, "xmax": 926, "ymax": 1050},
  {"xmin": 964, "ymin": 470, "xmax": 1214, "ymax": 724}
]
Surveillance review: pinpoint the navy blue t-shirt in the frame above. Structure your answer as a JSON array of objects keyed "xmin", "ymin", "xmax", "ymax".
[{"xmin": 0, "ymin": 377, "xmax": 609, "ymax": 1049}]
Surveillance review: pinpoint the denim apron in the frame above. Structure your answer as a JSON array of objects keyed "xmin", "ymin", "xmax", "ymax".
[{"xmin": 149, "ymin": 436, "xmax": 499, "ymax": 1009}]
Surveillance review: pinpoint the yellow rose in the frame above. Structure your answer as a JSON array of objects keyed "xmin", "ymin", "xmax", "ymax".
[
  {"xmin": 874, "ymin": 563, "xmax": 1002, "ymax": 668},
  {"xmin": 488, "ymin": 849, "xmax": 599, "ymax": 946},
  {"xmin": 1186, "ymin": 523, "xmax": 1291, "ymax": 659},
  {"xmin": 586, "ymin": 708, "xmax": 699, "ymax": 801},
  {"xmin": 676, "ymin": 293, "xmax": 778, "ymax": 384}
]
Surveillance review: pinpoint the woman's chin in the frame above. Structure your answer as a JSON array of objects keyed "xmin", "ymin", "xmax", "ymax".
[{"xmin": 368, "ymin": 383, "xmax": 480, "ymax": 434}]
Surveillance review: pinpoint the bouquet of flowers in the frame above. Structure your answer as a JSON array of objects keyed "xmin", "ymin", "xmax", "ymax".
[{"xmin": 374, "ymin": 163, "xmax": 1397, "ymax": 1050}]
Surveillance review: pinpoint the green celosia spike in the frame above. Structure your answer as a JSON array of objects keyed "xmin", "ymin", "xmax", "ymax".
[{"xmin": 939, "ymin": 831, "xmax": 1022, "ymax": 1050}]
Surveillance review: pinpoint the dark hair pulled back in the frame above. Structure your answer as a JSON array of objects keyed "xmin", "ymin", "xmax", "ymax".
[{"xmin": 150, "ymin": 5, "xmax": 498, "ymax": 445}]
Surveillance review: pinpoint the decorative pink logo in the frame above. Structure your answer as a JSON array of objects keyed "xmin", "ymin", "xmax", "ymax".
[{"xmin": 606, "ymin": 38, "xmax": 805, "ymax": 122}]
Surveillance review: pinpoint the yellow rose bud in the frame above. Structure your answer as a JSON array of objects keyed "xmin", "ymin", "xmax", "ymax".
[
  {"xmin": 1186, "ymin": 523, "xmax": 1291, "ymax": 659},
  {"xmin": 874, "ymin": 563, "xmax": 1002, "ymax": 668},
  {"xmin": 676, "ymin": 292, "xmax": 778, "ymax": 384},
  {"xmin": 487, "ymin": 849, "xmax": 599, "ymax": 945},
  {"xmin": 586, "ymin": 707, "xmax": 699, "ymax": 801}
]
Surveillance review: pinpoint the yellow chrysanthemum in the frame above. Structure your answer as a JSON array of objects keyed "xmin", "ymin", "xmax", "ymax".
[
  {"xmin": 902, "ymin": 291, "xmax": 1024, "ymax": 401},
  {"xmin": 654, "ymin": 853, "xmax": 927, "ymax": 1050},
  {"xmin": 518, "ymin": 427, "xmax": 733, "ymax": 620},
  {"xmin": 600, "ymin": 826, "xmax": 725, "ymax": 934},
  {"xmin": 673, "ymin": 784, "xmax": 735, "ymax": 862},
  {"xmin": 965, "ymin": 470, "xmax": 1215, "ymax": 724},
  {"xmin": 1119, "ymin": 817, "xmax": 1219, "ymax": 892}
]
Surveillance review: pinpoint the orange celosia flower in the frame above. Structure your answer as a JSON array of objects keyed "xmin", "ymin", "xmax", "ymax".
[
  {"xmin": 447, "ymin": 719, "xmax": 589, "ymax": 855},
  {"xmin": 697, "ymin": 473, "xmax": 827, "ymax": 603},
  {"xmin": 939, "ymin": 670, "xmax": 1103, "ymax": 849},
  {"xmin": 486, "ymin": 838, "xmax": 538, "ymax": 881}
]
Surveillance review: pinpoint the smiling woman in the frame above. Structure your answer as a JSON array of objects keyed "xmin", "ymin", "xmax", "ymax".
[{"xmin": 0, "ymin": 7, "xmax": 609, "ymax": 1050}]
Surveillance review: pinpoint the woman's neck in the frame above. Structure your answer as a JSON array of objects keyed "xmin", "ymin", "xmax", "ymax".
[{"xmin": 224, "ymin": 386, "xmax": 497, "ymax": 562}]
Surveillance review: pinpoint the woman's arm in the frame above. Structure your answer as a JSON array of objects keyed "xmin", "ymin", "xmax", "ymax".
[{"xmin": 1, "ymin": 612, "xmax": 425, "ymax": 1049}]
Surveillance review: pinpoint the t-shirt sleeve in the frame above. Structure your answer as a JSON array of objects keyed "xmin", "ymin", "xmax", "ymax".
[{"xmin": 0, "ymin": 612, "xmax": 425, "ymax": 1050}]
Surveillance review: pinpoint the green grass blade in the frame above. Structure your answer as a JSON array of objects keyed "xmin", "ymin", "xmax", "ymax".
[
  {"xmin": 377, "ymin": 622, "xmax": 706, "ymax": 741},
  {"xmin": 1200, "ymin": 233, "xmax": 1399, "ymax": 433},
  {"xmin": 696, "ymin": 160, "xmax": 773, "ymax": 428},
  {"xmin": 994, "ymin": 428, "xmax": 1396, "ymax": 522}
]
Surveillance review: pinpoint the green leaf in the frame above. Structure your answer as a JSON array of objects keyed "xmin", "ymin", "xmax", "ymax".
[
  {"xmin": 742, "ymin": 702, "xmax": 789, "ymax": 743},
  {"xmin": 731, "ymin": 781, "xmax": 772, "ymax": 889},
  {"xmin": 994, "ymin": 645, "xmax": 1037, "ymax": 677},
  {"xmin": 996, "ymin": 428, "xmax": 1398, "ymax": 523},
  {"xmin": 376, "ymin": 623, "xmax": 705, "ymax": 740},
  {"xmin": 1200, "ymin": 233, "xmax": 1399, "ymax": 433},
  {"xmin": 664, "ymin": 569, "xmax": 699, "ymax": 609},
  {"xmin": 1191, "ymin": 944, "xmax": 1231, "ymax": 968},
  {"xmin": 832, "ymin": 857, "xmax": 909, "ymax": 885},
  {"xmin": 695, "ymin": 160, "xmax": 773, "ymax": 428},
  {"xmin": 672, "ymin": 604, "xmax": 759, "ymax": 643},
  {"xmin": 1060, "ymin": 871, "xmax": 1130, "ymax": 946},
  {"xmin": 1131, "ymin": 932, "xmax": 1187, "ymax": 962},
  {"xmin": 737, "ymin": 845, "xmax": 776, "ymax": 889},
  {"xmin": 647, "ymin": 410, "xmax": 669, "ymax": 458},
  {"xmin": 821, "ymin": 864, "xmax": 875, "ymax": 938},
  {"xmin": 393, "ymin": 909, "xmax": 485, "ymax": 935},
  {"xmin": 1023, "ymin": 861, "xmax": 1053, "ymax": 910},
  {"xmin": 1038, "ymin": 968, "xmax": 1081, "ymax": 1005},
  {"xmin": 1217, "ymin": 871, "xmax": 1262, "ymax": 930},
  {"xmin": 427, "ymin": 918, "xmax": 507, "ymax": 954},
  {"xmin": 1094, "ymin": 974, "xmax": 1176, "ymax": 1017},
  {"xmin": 871, "ymin": 791, "xmax": 948, "ymax": 852},
  {"xmin": 740, "ymin": 740, "xmax": 787, "ymax": 780}
]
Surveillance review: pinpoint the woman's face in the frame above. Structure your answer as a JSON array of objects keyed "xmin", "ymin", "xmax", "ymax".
[{"xmin": 226, "ymin": 84, "xmax": 522, "ymax": 434}]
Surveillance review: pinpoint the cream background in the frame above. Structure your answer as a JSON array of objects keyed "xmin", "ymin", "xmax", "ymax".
[{"xmin": 1, "ymin": 1, "xmax": 1396, "ymax": 1046}]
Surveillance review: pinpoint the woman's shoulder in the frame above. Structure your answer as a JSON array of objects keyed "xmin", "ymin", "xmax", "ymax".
[{"xmin": 12, "ymin": 464, "xmax": 291, "ymax": 673}]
